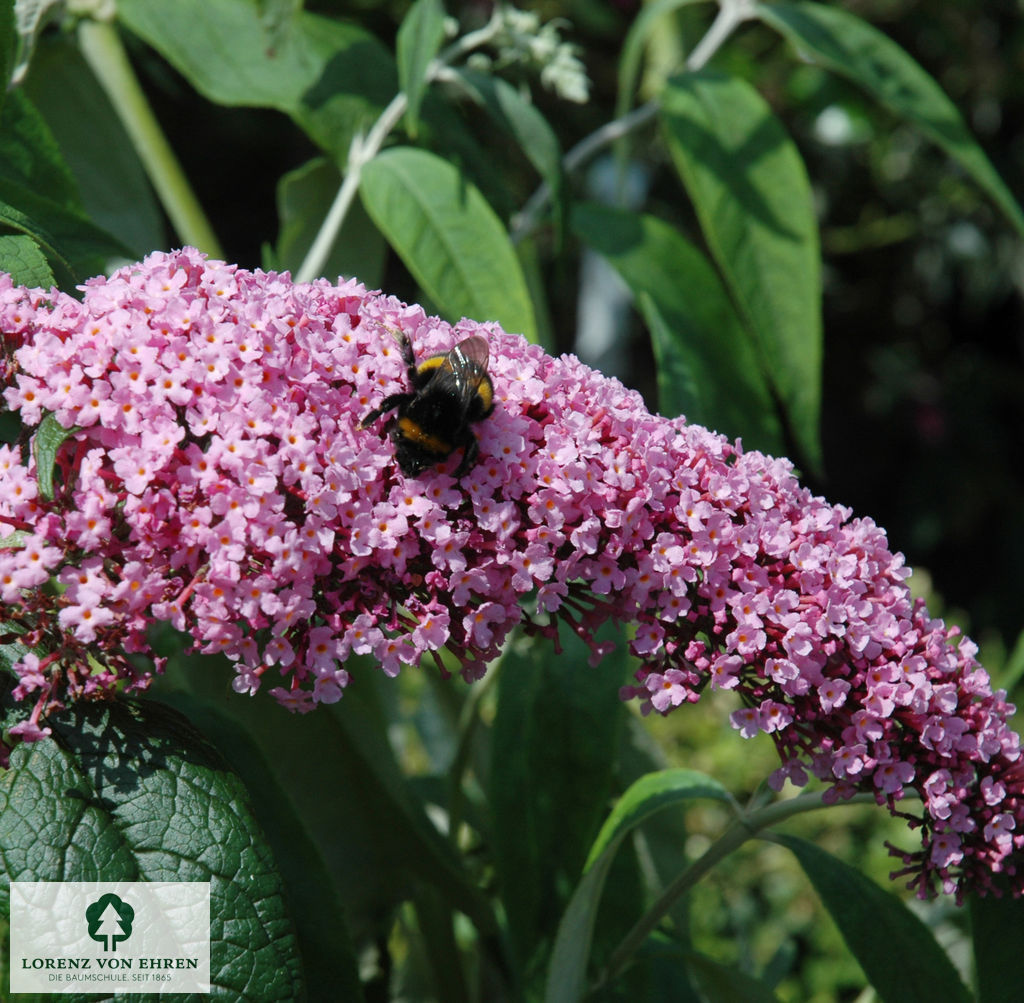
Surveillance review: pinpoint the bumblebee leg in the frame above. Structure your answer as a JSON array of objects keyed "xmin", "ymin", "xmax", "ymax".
[
  {"xmin": 395, "ymin": 331, "xmax": 418, "ymax": 381},
  {"xmin": 453, "ymin": 434, "xmax": 479, "ymax": 476},
  {"xmin": 361, "ymin": 392, "xmax": 411, "ymax": 428}
]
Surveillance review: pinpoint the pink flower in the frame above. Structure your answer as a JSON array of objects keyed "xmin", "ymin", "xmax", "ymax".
[{"xmin": 2, "ymin": 252, "xmax": 1023, "ymax": 900}]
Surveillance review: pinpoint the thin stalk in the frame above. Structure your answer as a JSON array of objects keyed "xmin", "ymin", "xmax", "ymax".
[
  {"xmin": 296, "ymin": 95, "xmax": 407, "ymax": 284},
  {"xmin": 592, "ymin": 790, "xmax": 880, "ymax": 994},
  {"xmin": 511, "ymin": 0, "xmax": 756, "ymax": 243},
  {"xmin": 77, "ymin": 19, "xmax": 223, "ymax": 258}
]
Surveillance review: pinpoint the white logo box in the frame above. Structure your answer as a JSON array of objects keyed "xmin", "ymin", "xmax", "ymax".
[{"xmin": 9, "ymin": 881, "xmax": 210, "ymax": 994}]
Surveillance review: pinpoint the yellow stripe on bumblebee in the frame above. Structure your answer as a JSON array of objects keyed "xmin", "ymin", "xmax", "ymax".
[{"xmin": 361, "ymin": 334, "xmax": 497, "ymax": 478}]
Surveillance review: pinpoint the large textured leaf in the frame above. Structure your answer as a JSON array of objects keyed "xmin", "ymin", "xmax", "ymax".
[
  {"xmin": 660, "ymin": 71, "xmax": 822, "ymax": 469},
  {"xmin": 360, "ymin": 146, "xmax": 537, "ymax": 339},
  {"xmin": 0, "ymin": 234, "xmax": 55, "ymax": 288},
  {"xmin": 571, "ymin": 202, "xmax": 784, "ymax": 454},
  {"xmin": 774, "ymin": 834, "xmax": 972, "ymax": 1003},
  {"xmin": 546, "ymin": 769, "xmax": 730, "ymax": 1003},
  {"xmin": 152, "ymin": 688, "xmax": 364, "ymax": 1000},
  {"xmin": 0, "ymin": 683, "xmax": 305, "ymax": 1000},
  {"xmin": 757, "ymin": 1, "xmax": 1024, "ymax": 237}
]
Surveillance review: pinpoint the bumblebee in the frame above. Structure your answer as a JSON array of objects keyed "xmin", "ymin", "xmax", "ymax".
[{"xmin": 361, "ymin": 333, "xmax": 495, "ymax": 477}]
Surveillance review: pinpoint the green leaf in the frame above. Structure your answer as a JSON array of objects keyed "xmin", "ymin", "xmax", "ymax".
[
  {"xmin": 0, "ymin": 88, "xmax": 81, "ymax": 212},
  {"xmin": 773, "ymin": 834, "xmax": 972, "ymax": 1003},
  {"xmin": 546, "ymin": 769, "xmax": 730, "ymax": 1003},
  {"xmin": 571, "ymin": 202, "xmax": 784, "ymax": 454},
  {"xmin": 0, "ymin": 529, "xmax": 31, "ymax": 550},
  {"xmin": 584, "ymin": 768, "xmax": 731, "ymax": 872},
  {"xmin": 0, "ymin": 234, "xmax": 55, "ymax": 288},
  {"xmin": 397, "ymin": 0, "xmax": 447, "ymax": 137},
  {"xmin": 660, "ymin": 71, "xmax": 822, "ymax": 470},
  {"xmin": 756, "ymin": 0, "xmax": 1024, "ymax": 238},
  {"xmin": 360, "ymin": 146, "xmax": 537, "ymax": 339},
  {"xmin": 970, "ymin": 887, "xmax": 1024, "ymax": 1003},
  {"xmin": 149, "ymin": 633, "xmax": 495, "ymax": 944},
  {"xmin": 0, "ymin": 685, "xmax": 305, "ymax": 1000},
  {"xmin": 151, "ymin": 688, "xmax": 364, "ymax": 1000},
  {"xmin": 116, "ymin": 0, "xmax": 396, "ymax": 160},
  {"xmin": 0, "ymin": 85, "xmax": 129, "ymax": 283},
  {"xmin": 490, "ymin": 627, "xmax": 630, "ymax": 974},
  {"xmin": 616, "ymin": 0, "xmax": 709, "ymax": 119},
  {"xmin": 274, "ymin": 156, "xmax": 386, "ymax": 286},
  {"xmin": 0, "ymin": 87, "xmax": 135, "ymax": 283},
  {"xmin": 31, "ymin": 412, "xmax": 79, "ymax": 503},
  {"xmin": 0, "ymin": 190, "xmax": 70, "ymax": 282},
  {"xmin": 684, "ymin": 950, "xmax": 782, "ymax": 1002},
  {"xmin": 0, "ymin": 0, "xmax": 15, "ymax": 114},
  {"xmin": 23, "ymin": 36, "xmax": 161, "ymax": 257},
  {"xmin": 449, "ymin": 70, "xmax": 566, "ymax": 239}
]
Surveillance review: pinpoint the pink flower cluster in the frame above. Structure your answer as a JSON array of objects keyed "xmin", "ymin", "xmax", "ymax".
[{"xmin": 1, "ymin": 248, "xmax": 1021, "ymax": 898}]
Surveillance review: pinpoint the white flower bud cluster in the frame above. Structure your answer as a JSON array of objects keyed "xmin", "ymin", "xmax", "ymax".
[{"xmin": 477, "ymin": 5, "xmax": 590, "ymax": 104}]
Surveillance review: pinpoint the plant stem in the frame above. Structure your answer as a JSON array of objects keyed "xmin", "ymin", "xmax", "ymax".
[
  {"xmin": 77, "ymin": 19, "xmax": 224, "ymax": 258},
  {"xmin": 511, "ymin": 0, "xmax": 755, "ymax": 243},
  {"xmin": 592, "ymin": 789, "xmax": 880, "ymax": 993},
  {"xmin": 295, "ymin": 95, "xmax": 406, "ymax": 284}
]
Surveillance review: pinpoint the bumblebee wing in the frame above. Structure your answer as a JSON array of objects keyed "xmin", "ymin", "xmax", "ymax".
[
  {"xmin": 450, "ymin": 336, "xmax": 489, "ymax": 370},
  {"xmin": 443, "ymin": 336, "xmax": 490, "ymax": 397}
]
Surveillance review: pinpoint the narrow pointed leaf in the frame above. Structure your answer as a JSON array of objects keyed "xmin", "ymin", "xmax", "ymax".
[
  {"xmin": 584, "ymin": 768, "xmax": 731, "ymax": 872},
  {"xmin": 450, "ymin": 69, "xmax": 565, "ymax": 238},
  {"xmin": 571, "ymin": 202, "xmax": 784, "ymax": 453},
  {"xmin": 546, "ymin": 769, "xmax": 730, "ymax": 1003},
  {"xmin": 274, "ymin": 156, "xmax": 386, "ymax": 285},
  {"xmin": 969, "ymin": 888, "xmax": 1024, "ymax": 1003},
  {"xmin": 684, "ymin": 951, "xmax": 782, "ymax": 1002},
  {"xmin": 360, "ymin": 146, "xmax": 537, "ymax": 339},
  {"xmin": 617, "ymin": 0, "xmax": 709, "ymax": 119},
  {"xmin": 757, "ymin": 1, "xmax": 1024, "ymax": 237},
  {"xmin": 660, "ymin": 71, "xmax": 822, "ymax": 469},
  {"xmin": 773, "ymin": 834, "xmax": 972, "ymax": 1003},
  {"xmin": 490, "ymin": 629, "xmax": 629, "ymax": 970},
  {"xmin": 32, "ymin": 412, "xmax": 79, "ymax": 502},
  {"xmin": 397, "ymin": 0, "xmax": 447, "ymax": 136}
]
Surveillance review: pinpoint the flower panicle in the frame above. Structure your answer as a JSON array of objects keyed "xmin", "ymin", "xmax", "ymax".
[{"xmin": 1, "ymin": 250, "xmax": 1021, "ymax": 897}]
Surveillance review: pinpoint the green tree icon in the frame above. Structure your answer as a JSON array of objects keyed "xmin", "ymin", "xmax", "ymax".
[{"xmin": 85, "ymin": 893, "xmax": 135, "ymax": 951}]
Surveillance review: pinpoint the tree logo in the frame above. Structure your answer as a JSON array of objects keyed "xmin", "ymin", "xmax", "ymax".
[{"xmin": 85, "ymin": 893, "xmax": 135, "ymax": 951}]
